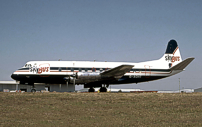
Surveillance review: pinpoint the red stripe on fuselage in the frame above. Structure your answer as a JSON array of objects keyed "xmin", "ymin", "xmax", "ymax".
[{"xmin": 15, "ymin": 71, "xmax": 29, "ymax": 72}]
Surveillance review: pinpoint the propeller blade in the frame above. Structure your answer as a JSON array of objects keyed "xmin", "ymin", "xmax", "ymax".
[
  {"xmin": 73, "ymin": 77, "xmax": 75, "ymax": 86},
  {"xmin": 66, "ymin": 81, "xmax": 68, "ymax": 87}
]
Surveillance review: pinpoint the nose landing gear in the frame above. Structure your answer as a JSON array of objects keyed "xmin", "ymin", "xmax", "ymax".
[{"xmin": 31, "ymin": 89, "xmax": 36, "ymax": 93}]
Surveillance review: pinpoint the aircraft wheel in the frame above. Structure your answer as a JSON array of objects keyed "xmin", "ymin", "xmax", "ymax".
[
  {"xmin": 31, "ymin": 89, "xmax": 36, "ymax": 93},
  {"xmin": 99, "ymin": 87, "xmax": 107, "ymax": 92},
  {"xmin": 88, "ymin": 87, "xmax": 95, "ymax": 92}
]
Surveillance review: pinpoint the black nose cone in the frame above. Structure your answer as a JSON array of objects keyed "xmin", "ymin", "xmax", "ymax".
[{"xmin": 11, "ymin": 74, "xmax": 16, "ymax": 80}]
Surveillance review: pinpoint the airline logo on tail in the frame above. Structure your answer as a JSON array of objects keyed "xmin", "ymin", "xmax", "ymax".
[{"xmin": 165, "ymin": 55, "xmax": 180, "ymax": 63}]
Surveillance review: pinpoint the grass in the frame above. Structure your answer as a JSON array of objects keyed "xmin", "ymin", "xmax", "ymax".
[{"xmin": 0, "ymin": 92, "xmax": 202, "ymax": 127}]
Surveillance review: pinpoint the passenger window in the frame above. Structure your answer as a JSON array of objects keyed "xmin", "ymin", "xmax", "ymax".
[
  {"xmin": 100, "ymin": 68, "xmax": 103, "ymax": 72},
  {"xmin": 92, "ymin": 68, "xmax": 96, "ymax": 72},
  {"xmin": 59, "ymin": 67, "xmax": 62, "ymax": 72}
]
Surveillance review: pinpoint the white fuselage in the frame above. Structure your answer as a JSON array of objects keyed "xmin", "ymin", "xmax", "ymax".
[
  {"xmin": 11, "ymin": 59, "xmax": 181, "ymax": 85},
  {"xmin": 11, "ymin": 40, "xmax": 192, "ymax": 89}
]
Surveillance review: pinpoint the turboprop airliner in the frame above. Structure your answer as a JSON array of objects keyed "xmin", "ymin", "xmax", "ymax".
[{"xmin": 11, "ymin": 40, "xmax": 194, "ymax": 92}]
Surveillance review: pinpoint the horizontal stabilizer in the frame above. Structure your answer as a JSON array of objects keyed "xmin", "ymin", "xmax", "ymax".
[
  {"xmin": 101, "ymin": 65, "xmax": 134, "ymax": 77},
  {"xmin": 170, "ymin": 57, "xmax": 194, "ymax": 70}
]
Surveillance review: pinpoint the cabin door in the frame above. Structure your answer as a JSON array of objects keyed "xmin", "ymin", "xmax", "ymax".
[{"xmin": 144, "ymin": 65, "xmax": 151, "ymax": 78}]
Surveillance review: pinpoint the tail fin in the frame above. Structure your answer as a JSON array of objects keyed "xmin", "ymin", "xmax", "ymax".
[{"xmin": 160, "ymin": 40, "xmax": 182, "ymax": 68}]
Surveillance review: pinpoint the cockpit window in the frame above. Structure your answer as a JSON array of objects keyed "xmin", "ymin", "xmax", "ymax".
[{"xmin": 24, "ymin": 64, "xmax": 32, "ymax": 68}]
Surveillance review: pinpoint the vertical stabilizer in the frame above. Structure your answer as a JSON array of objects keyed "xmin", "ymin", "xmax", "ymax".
[{"xmin": 160, "ymin": 40, "xmax": 182, "ymax": 68}]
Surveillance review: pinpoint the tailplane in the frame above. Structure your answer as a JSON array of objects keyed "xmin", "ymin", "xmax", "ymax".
[{"xmin": 170, "ymin": 57, "xmax": 194, "ymax": 70}]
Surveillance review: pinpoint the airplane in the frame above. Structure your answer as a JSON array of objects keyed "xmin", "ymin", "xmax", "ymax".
[{"xmin": 11, "ymin": 40, "xmax": 194, "ymax": 92}]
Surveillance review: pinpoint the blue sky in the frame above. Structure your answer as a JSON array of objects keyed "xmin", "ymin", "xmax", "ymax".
[{"xmin": 0, "ymin": 0, "xmax": 201, "ymax": 90}]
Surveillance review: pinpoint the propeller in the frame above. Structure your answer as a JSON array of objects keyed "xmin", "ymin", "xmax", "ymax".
[
  {"xmin": 64, "ymin": 76, "xmax": 69, "ymax": 89},
  {"xmin": 72, "ymin": 72, "xmax": 77, "ymax": 86},
  {"xmin": 64, "ymin": 72, "xmax": 77, "ymax": 86}
]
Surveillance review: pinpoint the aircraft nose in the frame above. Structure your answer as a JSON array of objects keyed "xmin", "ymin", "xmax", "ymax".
[
  {"xmin": 11, "ymin": 73, "xmax": 14, "ymax": 79},
  {"xmin": 11, "ymin": 73, "xmax": 17, "ymax": 80}
]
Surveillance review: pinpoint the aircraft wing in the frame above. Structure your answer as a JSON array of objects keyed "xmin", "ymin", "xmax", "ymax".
[
  {"xmin": 170, "ymin": 57, "xmax": 195, "ymax": 70},
  {"xmin": 101, "ymin": 65, "xmax": 134, "ymax": 77}
]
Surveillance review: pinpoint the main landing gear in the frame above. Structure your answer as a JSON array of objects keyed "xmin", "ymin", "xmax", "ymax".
[
  {"xmin": 99, "ymin": 84, "xmax": 109, "ymax": 92},
  {"xmin": 88, "ymin": 87, "xmax": 95, "ymax": 92},
  {"xmin": 88, "ymin": 84, "xmax": 109, "ymax": 92},
  {"xmin": 99, "ymin": 87, "xmax": 107, "ymax": 92}
]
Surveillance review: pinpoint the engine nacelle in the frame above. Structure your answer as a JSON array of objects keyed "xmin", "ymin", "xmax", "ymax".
[
  {"xmin": 65, "ymin": 73, "xmax": 102, "ymax": 84},
  {"xmin": 76, "ymin": 72, "xmax": 101, "ymax": 80}
]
